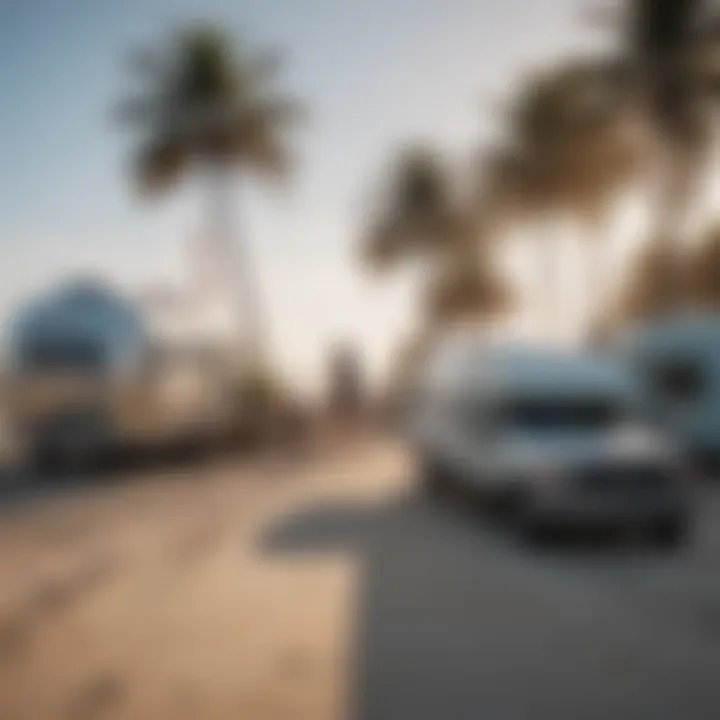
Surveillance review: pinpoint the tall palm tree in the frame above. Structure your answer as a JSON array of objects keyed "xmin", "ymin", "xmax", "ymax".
[
  {"xmin": 362, "ymin": 143, "xmax": 512, "ymax": 397},
  {"xmin": 538, "ymin": 61, "xmax": 643, "ymax": 334},
  {"xmin": 592, "ymin": 0, "xmax": 720, "ymax": 310},
  {"xmin": 117, "ymin": 24, "xmax": 303, "ymax": 363},
  {"xmin": 362, "ymin": 143, "xmax": 512, "ymax": 331},
  {"xmin": 362, "ymin": 145, "xmax": 461, "ymax": 271},
  {"xmin": 480, "ymin": 58, "xmax": 643, "ymax": 338}
]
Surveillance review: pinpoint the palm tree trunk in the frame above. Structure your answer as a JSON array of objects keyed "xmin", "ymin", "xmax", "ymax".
[
  {"xmin": 207, "ymin": 160, "xmax": 269, "ymax": 368},
  {"xmin": 584, "ymin": 219, "xmax": 608, "ymax": 344},
  {"xmin": 648, "ymin": 135, "xmax": 699, "ymax": 313},
  {"xmin": 535, "ymin": 220, "xmax": 560, "ymax": 343}
]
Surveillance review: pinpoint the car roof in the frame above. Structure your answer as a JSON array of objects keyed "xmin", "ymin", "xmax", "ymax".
[
  {"xmin": 620, "ymin": 313, "xmax": 720, "ymax": 359},
  {"xmin": 430, "ymin": 340, "xmax": 636, "ymax": 400}
]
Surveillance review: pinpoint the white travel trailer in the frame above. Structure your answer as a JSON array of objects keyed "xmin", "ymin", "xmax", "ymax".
[
  {"xmin": 618, "ymin": 314, "xmax": 720, "ymax": 473},
  {"xmin": 2, "ymin": 278, "xmax": 237, "ymax": 470}
]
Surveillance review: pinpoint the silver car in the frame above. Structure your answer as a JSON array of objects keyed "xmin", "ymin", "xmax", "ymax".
[{"xmin": 408, "ymin": 341, "xmax": 691, "ymax": 546}]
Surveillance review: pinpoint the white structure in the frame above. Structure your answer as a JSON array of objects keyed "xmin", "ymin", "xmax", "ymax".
[
  {"xmin": 6, "ymin": 277, "xmax": 148, "ymax": 375},
  {"xmin": 3, "ymin": 277, "xmax": 237, "ymax": 469}
]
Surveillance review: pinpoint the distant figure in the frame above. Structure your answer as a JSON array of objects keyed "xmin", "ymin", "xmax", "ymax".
[
  {"xmin": 327, "ymin": 342, "xmax": 365, "ymax": 430},
  {"xmin": 275, "ymin": 400, "xmax": 313, "ymax": 459}
]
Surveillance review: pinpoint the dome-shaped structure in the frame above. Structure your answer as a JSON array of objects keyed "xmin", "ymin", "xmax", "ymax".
[{"xmin": 6, "ymin": 277, "xmax": 148, "ymax": 374}]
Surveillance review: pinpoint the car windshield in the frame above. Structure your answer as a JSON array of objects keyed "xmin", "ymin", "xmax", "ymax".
[{"xmin": 500, "ymin": 397, "xmax": 626, "ymax": 433}]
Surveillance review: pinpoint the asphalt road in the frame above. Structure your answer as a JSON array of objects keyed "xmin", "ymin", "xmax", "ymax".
[{"xmin": 1, "ymin": 439, "xmax": 720, "ymax": 720}]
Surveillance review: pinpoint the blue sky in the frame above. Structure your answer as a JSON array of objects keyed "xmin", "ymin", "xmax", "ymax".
[{"xmin": 0, "ymin": 0, "xmax": 597, "ymax": 391}]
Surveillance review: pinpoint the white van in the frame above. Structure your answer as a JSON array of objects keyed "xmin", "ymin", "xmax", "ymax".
[
  {"xmin": 408, "ymin": 340, "xmax": 690, "ymax": 545},
  {"xmin": 619, "ymin": 314, "xmax": 720, "ymax": 474}
]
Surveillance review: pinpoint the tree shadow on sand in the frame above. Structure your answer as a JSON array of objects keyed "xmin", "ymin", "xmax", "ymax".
[{"xmin": 259, "ymin": 488, "xmax": 720, "ymax": 720}]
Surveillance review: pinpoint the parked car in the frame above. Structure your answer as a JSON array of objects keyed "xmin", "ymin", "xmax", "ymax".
[
  {"xmin": 618, "ymin": 314, "xmax": 720, "ymax": 475},
  {"xmin": 406, "ymin": 339, "xmax": 691, "ymax": 546}
]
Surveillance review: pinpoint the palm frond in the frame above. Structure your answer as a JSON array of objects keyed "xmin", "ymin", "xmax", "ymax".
[
  {"xmin": 135, "ymin": 136, "xmax": 186, "ymax": 195},
  {"xmin": 361, "ymin": 219, "xmax": 406, "ymax": 271},
  {"xmin": 490, "ymin": 56, "xmax": 645, "ymax": 228},
  {"xmin": 359, "ymin": 143, "xmax": 459, "ymax": 274},
  {"xmin": 629, "ymin": 0, "xmax": 703, "ymax": 64},
  {"xmin": 118, "ymin": 23, "xmax": 302, "ymax": 189},
  {"xmin": 231, "ymin": 97, "xmax": 305, "ymax": 173},
  {"xmin": 425, "ymin": 261, "xmax": 513, "ymax": 323},
  {"xmin": 396, "ymin": 146, "xmax": 449, "ymax": 218}
]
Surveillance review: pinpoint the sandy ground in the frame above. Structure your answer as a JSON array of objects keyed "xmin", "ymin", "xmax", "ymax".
[
  {"xmin": 0, "ymin": 441, "xmax": 398, "ymax": 720},
  {"xmin": 1, "ymin": 439, "xmax": 720, "ymax": 720}
]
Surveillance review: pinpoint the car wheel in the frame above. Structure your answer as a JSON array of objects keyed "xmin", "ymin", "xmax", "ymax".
[
  {"xmin": 420, "ymin": 455, "xmax": 454, "ymax": 500},
  {"xmin": 27, "ymin": 443, "xmax": 64, "ymax": 478},
  {"xmin": 484, "ymin": 485, "xmax": 527, "ymax": 522},
  {"xmin": 647, "ymin": 516, "xmax": 688, "ymax": 550},
  {"xmin": 518, "ymin": 516, "xmax": 549, "ymax": 545},
  {"xmin": 515, "ymin": 500, "xmax": 559, "ymax": 545}
]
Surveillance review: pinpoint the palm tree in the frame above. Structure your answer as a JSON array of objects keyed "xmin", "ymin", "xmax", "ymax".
[
  {"xmin": 362, "ymin": 144, "xmax": 512, "ymax": 397},
  {"xmin": 592, "ymin": 0, "xmax": 720, "ymax": 310},
  {"xmin": 362, "ymin": 145, "xmax": 461, "ymax": 271},
  {"xmin": 361, "ymin": 143, "xmax": 512, "ymax": 331},
  {"xmin": 117, "ymin": 24, "xmax": 303, "ymax": 363},
  {"xmin": 479, "ymin": 58, "xmax": 643, "ymax": 338},
  {"xmin": 540, "ymin": 61, "xmax": 643, "ymax": 334}
]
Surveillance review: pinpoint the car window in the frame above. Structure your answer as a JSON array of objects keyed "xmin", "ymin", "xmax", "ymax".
[
  {"xmin": 498, "ymin": 397, "xmax": 625, "ymax": 433},
  {"xmin": 648, "ymin": 358, "xmax": 705, "ymax": 405}
]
